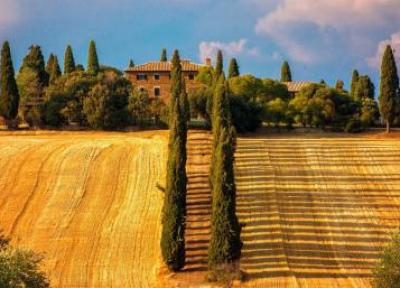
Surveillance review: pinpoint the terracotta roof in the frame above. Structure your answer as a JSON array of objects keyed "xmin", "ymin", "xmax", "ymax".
[
  {"xmin": 125, "ymin": 60, "xmax": 205, "ymax": 72},
  {"xmin": 283, "ymin": 81, "xmax": 314, "ymax": 93}
]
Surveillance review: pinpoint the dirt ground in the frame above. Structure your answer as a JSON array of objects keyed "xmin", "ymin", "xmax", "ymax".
[{"xmin": 1, "ymin": 129, "xmax": 400, "ymax": 288}]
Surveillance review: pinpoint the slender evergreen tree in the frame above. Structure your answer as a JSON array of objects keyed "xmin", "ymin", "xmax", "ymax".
[
  {"xmin": 160, "ymin": 48, "xmax": 168, "ymax": 62},
  {"xmin": 228, "ymin": 58, "xmax": 240, "ymax": 78},
  {"xmin": 46, "ymin": 54, "xmax": 61, "ymax": 84},
  {"xmin": 64, "ymin": 45, "xmax": 76, "ymax": 74},
  {"xmin": 206, "ymin": 50, "xmax": 224, "ymax": 123},
  {"xmin": 208, "ymin": 75, "xmax": 241, "ymax": 272},
  {"xmin": 354, "ymin": 75, "xmax": 374, "ymax": 101},
  {"xmin": 87, "ymin": 40, "xmax": 100, "ymax": 75},
  {"xmin": 160, "ymin": 50, "xmax": 188, "ymax": 271},
  {"xmin": 350, "ymin": 69, "xmax": 360, "ymax": 99},
  {"xmin": 214, "ymin": 50, "xmax": 224, "ymax": 81},
  {"xmin": 335, "ymin": 79, "xmax": 344, "ymax": 90},
  {"xmin": 129, "ymin": 59, "xmax": 135, "ymax": 68},
  {"xmin": 281, "ymin": 61, "xmax": 292, "ymax": 82},
  {"xmin": 379, "ymin": 45, "xmax": 399, "ymax": 133},
  {"xmin": 0, "ymin": 41, "xmax": 20, "ymax": 126},
  {"xmin": 19, "ymin": 45, "xmax": 48, "ymax": 86},
  {"xmin": 45, "ymin": 54, "xmax": 55, "ymax": 75}
]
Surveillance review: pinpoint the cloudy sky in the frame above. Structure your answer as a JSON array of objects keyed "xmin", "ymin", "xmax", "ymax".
[{"xmin": 0, "ymin": 0, "xmax": 399, "ymax": 88}]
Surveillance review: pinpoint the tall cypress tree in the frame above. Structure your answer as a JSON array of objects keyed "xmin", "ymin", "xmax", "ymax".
[
  {"xmin": 228, "ymin": 58, "xmax": 240, "ymax": 78},
  {"xmin": 350, "ymin": 69, "xmax": 360, "ymax": 99},
  {"xmin": 208, "ymin": 75, "xmax": 241, "ymax": 272},
  {"xmin": 160, "ymin": 49, "xmax": 188, "ymax": 271},
  {"xmin": 379, "ymin": 45, "xmax": 399, "ymax": 133},
  {"xmin": 45, "ymin": 54, "xmax": 55, "ymax": 75},
  {"xmin": 0, "ymin": 41, "xmax": 20, "ymax": 125},
  {"xmin": 129, "ymin": 59, "xmax": 135, "ymax": 68},
  {"xmin": 206, "ymin": 50, "xmax": 224, "ymax": 123},
  {"xmin": 214, "ymin": 50, "xmax": 224, "ymax": 81},
  {"xmin": 19, "ymin": 45, "xmax": 48, "ymax": 87},
  {"xmin": 280, "ymin": 61, "xmax": 292, "ymax": 82},
  {"xmin": 354, "ymin": 75, "xmax": 374, "ymax": 101},
  {"xmin": 160, "ymin": 48, "xmax": 168, "ymax": 62},
  {"xmin": 64, "ymin": 45, "xmax": 76, "ymax": 74},
  {"xmin": 87, "ymin": 40, "xmax": 100, "ymax": 75}
]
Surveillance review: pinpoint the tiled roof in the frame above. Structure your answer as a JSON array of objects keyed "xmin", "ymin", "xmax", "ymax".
[
  {"xmin": 283, "ymin": 81, "xmax": 314, "ymax": 93},
  {"xmin": 125, "ymin": 60, "xmax": 205, "ymax": 72}
]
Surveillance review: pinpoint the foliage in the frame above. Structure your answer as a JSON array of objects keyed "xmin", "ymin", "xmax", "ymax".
[
  {"xmin": 228, "ymin": 58, "xmax": 240, "ymax": 78},
  {"xmin": 128, "ymin": 89, "xmax": 151, "ymax": 126},
  {"xmin": 281, "ymin": 61, "xmax": 292, "ymax": 82},
  {"xmin": 160, "ymin": 50, "xmax": 188, "ymax": 271},
  {"xmin": 335, "ymin": 79, "xmax": 344, "ymax": 90},
  {"xmin": 350, "ymin": 69, "xmax": 360, "ymax": 98},
  {"xmin": 160, "ymin": 48, "xmax": 167, "ymax": 62},
  {"xmin": 64, "ymin": 45, "xmax": 76, "ymax": 74},
  {"xmin": 354, "ymin": 75, "xmax": 374, "ymax": 101},
  {"xmin": 188, "ymin": 87, "xmax": 208, "ymax": 119},
  {"xmin": 0, "ymin": 41, "xmax": 20, "ymax": 123},
  {"xmin": 265, "ymin": 98, "xmax": 288, "ymax": 127},
  {"xmin": 229, "ymin": 95, "xmax": 262, "ymax": 132},
  {"xmin": 129, "ymin": 59, "xmax": 135, "ymax": 68},
  {"xmin": 379, "ymin": 45, "xmax": 399, "ymax": 132},
  {"xmin": 0, "ymin": 231, "xmax": 49, "ymax": 288},
  {"xmin": 373, "ymin": 231, "xmax": 400, "ymax": 288},
  {"xmin": 87, "ymin": 40, "xmax": 100, "ymax": 75},
  {"xmin": 46, "ymin": 54, "xmax": 61, "ymax": 85},
  {"xmin": 19, "ymin": 45, "xmax": 48, "ymax": 87}
]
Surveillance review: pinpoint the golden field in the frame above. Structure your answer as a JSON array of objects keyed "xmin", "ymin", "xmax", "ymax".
[{"xmin": 0, "ymin": 130, "xmax": 400, "ymax": 287}]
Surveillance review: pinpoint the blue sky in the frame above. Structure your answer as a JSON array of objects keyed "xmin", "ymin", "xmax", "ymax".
[{"xmin": 1, "ymin": 0, "xmax": 399, "ymax": 89}]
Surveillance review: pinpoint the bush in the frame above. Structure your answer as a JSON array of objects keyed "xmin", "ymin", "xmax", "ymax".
[
  {"xmin": 373, "ymin": 231, "xmax": 400, "ymax": 288},
  {"xmin": 344, "ymin": 117, "xmax": 363, "ymax": 133}
]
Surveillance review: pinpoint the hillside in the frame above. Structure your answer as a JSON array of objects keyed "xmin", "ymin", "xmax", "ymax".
[{"xmin": 0, "ymin": 130, "xmax": 400, "ymax": 287}]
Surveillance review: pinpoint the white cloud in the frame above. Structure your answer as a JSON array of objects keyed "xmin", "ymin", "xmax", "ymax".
[
  {"xmin": 255, "ymin": 0, "xmax": 400, "ymax": 63},
  {"xmin": 367, "ymin": 32, "xmax": 400, "ymax": 68},
  {"xmin": 0, "ymin": 0, "xmax": 20, "ymax": 28},
  {"xmin": 198, "ymin": 39, "xmax": 259, "ymax": 62}
]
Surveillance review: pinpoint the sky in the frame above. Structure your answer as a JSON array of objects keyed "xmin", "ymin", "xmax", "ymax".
[{"xmin": 0, "ymin": 0, "xmax": 400, "ymax": 89}]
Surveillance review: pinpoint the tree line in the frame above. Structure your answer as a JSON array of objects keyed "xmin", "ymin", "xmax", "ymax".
[{"xmin": 160, "ymin": 49, "xmax": 242, "ymax": 281}]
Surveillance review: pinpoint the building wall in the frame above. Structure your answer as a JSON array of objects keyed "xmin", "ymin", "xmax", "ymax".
[{"xmin": 125, "ymin": 71, "xmax": 202, "ymax": 103}]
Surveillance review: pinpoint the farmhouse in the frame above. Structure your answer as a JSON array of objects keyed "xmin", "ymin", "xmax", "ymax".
[
  {"xmin": 283, "ymin": 81, "xmax": 313, "ymax": 97},
  {"xmin": 124, "ymin": 58, "xmax": 211, "ymax": 103}
]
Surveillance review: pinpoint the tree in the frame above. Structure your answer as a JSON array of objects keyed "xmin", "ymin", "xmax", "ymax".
[
  {"xmin": 0, "ymin": 231, "xmax": 49, "ymax": 288},
  {"xmin": 208, "ymin": 75, "xmax": 241, "ymax": 275},
  {"xmin": 87, "ymin": 40, "xmax": 100, "ymax": 75},
  {"xmin": 46, "ymin": 54, "xmax": 61, "ymax": 84},
  {"xmin": 214, "ymin": 50, "xmax": 224, "ymax": 81},
  {"xmin": 373, "ymin": 231, "xmax": 400, "ymax": 288},
  {"xmin": 379, "ymin": 45, "xmax": 399, "ymax": 133},
  {"xmin": 335, "ymin": 79, "xmax": 344, "ymax": 90},
  {"xmin": 128, "ymin": 89, "xmax": 151, "ymax": 126},
  {"xmin": 160, "ymin": 50, "xmax": 188, "ymax": 271},
  {"xmin": 228, "ymin": 58, "xmax": 240, "ymax": 78},
  {"xmin": 64, "ymin": 45, "xmax": 76, "ymax": 74},
  {"xmin": 0, "ymin": 41, "xmax": 20, "ymax": 128},
  {"xmin": 281, "ymin": 61, "xmax": 292, "ymax": 82},
  {"xmin": 19, "ymin": 45, "xmax": 48, "ymax": 87},
  {"xmin": 354, "ymin": 75, "xmax": 374, "ymax": 101},
  {"xmin": 350, "ymin": 69, "xmax": 359, "ymax": 98},
  {"xmin": 129, "ymin": 59, "xmax": 135, "ymax": 68},
  {"xmin": 160, "ymin": 48, "xmax": 167, "ymax": 62}
]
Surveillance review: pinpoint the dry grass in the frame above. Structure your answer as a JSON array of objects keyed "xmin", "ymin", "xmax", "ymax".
[{"xmin": 0, "ymin": 130, "xmax": 168, "ymax": 288}]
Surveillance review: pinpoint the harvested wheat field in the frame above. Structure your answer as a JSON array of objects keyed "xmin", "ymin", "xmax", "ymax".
[
  {"xmin": 0, "ymin": 130, "xmax": 168, "ymax": 288},
  {"xmin": 235, "ymin": 134, "xmax": 400, "ymax": 288}
]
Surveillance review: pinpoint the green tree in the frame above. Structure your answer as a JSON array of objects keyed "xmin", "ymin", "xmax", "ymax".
[
  {"xmin": 46, "ymin": 54, "xmax": 61, "ymax": 84},
  {"xmin": 214, "ymin": 50, "xmax": 224, "ymax": 81},
  {"xmin": 0, "ymin": 231, "xmax": 49, "ymax": 288},
  {"xmin": 335, "ymin": 79, "xmax": 345, "ymax": 90},
  {"xmin": 281, "ymin": 61, "xmax": 292, "ymax": 82},
  {"xmin": 208, "ymin": 75, "xmax": 241, "ymax": 274},
  {"xmin": 64, "ymin": 45, "xmax": 76, "ymax": 74},
  {"xmin": 128, "ymin": 89, "xmax": 151, "ymax": 126},
  {"xmin": 354, "ymin": 75, "xmax": 374, "ymax": 101},
  {"xmin": 350, "ymin": 69, "xmax": 360, "ymax": 98},
  {"xmin": 0, "ymin": 41, "xmax": 20, "ymax": 128},
  {"xmin": 160, "ymin": 50, "xmax": 188, "ymax": 271},
  {"xmin": 19, "ymin": 45, "xmax": 48, "ymax": 87},
  {"xmin": 379, "ymin": 45, "xmax": 399, "ymax": 133},
  {"xmin": 373, "ymin": 231, "xmax": 400, "ymax": 288},
  {"xmin": 129, "ymin": 59, "xmax": 135, "ymax": 68},
  {"xmin": 228, "ymin": 58, "xmax": 240, "ymax": 78},
  {"xmin": 160, "ymin": 48, "xmax": 168, "ymax": 62},
  {"xmin": 87, "ymin": 40, "xmax": 100, "ymax": 75}
]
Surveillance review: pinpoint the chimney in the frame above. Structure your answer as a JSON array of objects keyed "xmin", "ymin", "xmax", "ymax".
[{"xmin": 205, "ymin": 57, "xmax": 212, "ymax": 66}]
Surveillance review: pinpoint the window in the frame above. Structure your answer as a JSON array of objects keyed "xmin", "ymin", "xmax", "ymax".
[
  {"xmin": 136, "ymin": 74, "xmax": 147, "ymax": 80},
  {"xmin": 188, "ymin": 74, "xmax": 195, "ymax": 80},
  {"xmin": 154, "ymin": 74, "xmax": 160, "ymax": 80},
  {"xmin": 154, "ymin": 87, "xmax": 161, "ymax": 97}
]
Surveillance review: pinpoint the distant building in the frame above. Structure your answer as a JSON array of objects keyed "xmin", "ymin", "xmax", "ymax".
[
  {"xmin": 124, "ymin": 58, "xmax": 211, "ymax": 103},
  {"xmin": 283, "ymin": 81, "xmax": 314, "ymax": 97}
]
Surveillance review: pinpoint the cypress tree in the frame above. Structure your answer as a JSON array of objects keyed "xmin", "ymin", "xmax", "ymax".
[
  {"xmin": 214, "ymin": 50, "xmax": 224, "ymax": 81},
  {"xmin": 20, "ymin": 45, "xmax": 48, "ymax": 87},
  {"xmin": 87, "ymin": 40, "xmax": 100, "ymax": 75},
  {"xmin": 281, "ymin": 61, "xmax": 292, "ymax": 82},
  {"xmin": 129, "ymin": 59, "xmax": 135, "ymax": 68},
  {"xmin": 46, "ymin": 54, "xmax": 61, "ymax": 84},
  {"xmin": 160, "ymin": 49, "xmax": 188, "ymax": 271},
  {"xmin": 350, "ymin": 69, "xmax": 360, "ymax": 98},
  {"xmin": 335, "ymin": 79, "xmax": 344, "ymax": 90},
  {"xmin": 64, "ymin": 45, "xmax": 76, "ymax": 74},
  {"xmin": 206, "ymin": 50, "xmax": 224, "ymax": 123},
  {"xmin": 160, "ymin": 48, "xmax": 168, "ymax": 62},
  {"xmin": 379, "ymin": 45, "xmax": 399, "ymax": 133},
  {"xmin": 354, "ymin": 75, "xmax": 374, "ymax": 101},
  {"xmin": 228, "ymin": 58, "xmax": 240, "ymax": 78},
  {"xmin": 208, "ymin": 75, "xmax": 241, "ymax": 272},
  {"xmin": 0, "ymin": 41, "xmax": 20, "ymax": 125}
]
